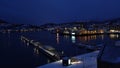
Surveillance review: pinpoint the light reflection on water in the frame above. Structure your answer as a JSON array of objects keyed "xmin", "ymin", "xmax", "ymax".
[
  {"xmin": 56, "ymin": 33, "xmax": 60, "ymax": 44},
  {"xmin": 110, "ymin": 34, "xmax": 119, "ymax": 39},
  {"xmin": 62, "ymin": 35, "xmax": 99, "ymax": 43},
  {"xmin": 60, "ymin": 33, "xmax": 120, "ymax": 44},
  {"xmin": 71, "ymin": 36, "xmax": 76, "ymax": 43}
]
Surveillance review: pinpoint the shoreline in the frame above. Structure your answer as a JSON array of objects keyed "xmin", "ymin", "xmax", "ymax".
[{"xmin": 56, "ymin": 32, "xmax": 120, "ymax": 36}]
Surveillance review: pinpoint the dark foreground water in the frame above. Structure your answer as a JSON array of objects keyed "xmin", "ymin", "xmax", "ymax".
[{"xmin": 0, "ymin": 31, "xmax": 119, "ymax": 68}]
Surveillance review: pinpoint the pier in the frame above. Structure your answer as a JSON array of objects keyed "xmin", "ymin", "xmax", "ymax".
[{"xmin": 21, "ymin": 36, "xmax": 61, "ymax": 61}]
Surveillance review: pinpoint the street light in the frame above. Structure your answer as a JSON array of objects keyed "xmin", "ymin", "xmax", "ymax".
[{"xmin": 62, "ymin": 57, "xmax": 71, "ymax": 66}]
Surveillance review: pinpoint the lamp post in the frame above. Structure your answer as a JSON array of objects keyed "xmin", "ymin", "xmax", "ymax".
[{"xmin": 62, "ymin": 57, "xmax": 71, "ymax": 66}]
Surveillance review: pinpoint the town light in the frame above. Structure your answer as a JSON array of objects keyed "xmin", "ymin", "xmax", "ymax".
[
  {"xmin": 110, "ymin": 30, "xmax": 115, "ymax": 32},
  {"xmin": 100, "ymin": 30, "xmax": 104, "ymax": 33},
  {"xmin": 71, "ymin": 32, "xmax": 75, "ymax": 35}
]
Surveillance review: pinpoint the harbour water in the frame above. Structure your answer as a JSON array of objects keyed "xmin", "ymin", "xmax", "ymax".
[{"xmin": 0, "ymin": 31, "xmax": 119, "ymax": 68}]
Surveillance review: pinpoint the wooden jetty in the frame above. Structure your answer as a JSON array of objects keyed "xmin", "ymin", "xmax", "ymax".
[{"xmin": 21, "ymin": 36, "xmax": 61, "ymax": 61}]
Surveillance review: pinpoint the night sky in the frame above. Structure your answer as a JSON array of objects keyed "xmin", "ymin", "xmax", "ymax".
[{"xmin": 0, "ymin": 0, "xmax": 120, "ymax": 25}]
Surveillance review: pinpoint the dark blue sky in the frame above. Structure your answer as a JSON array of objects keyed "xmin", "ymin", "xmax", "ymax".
[{"xmin": 0, "ymin": 0, "xmax": 120, "ymax": 25}]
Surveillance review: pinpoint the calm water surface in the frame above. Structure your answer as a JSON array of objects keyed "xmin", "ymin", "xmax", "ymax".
[{"xmin": 0, "ymin": 31, "xmax": 119, "ymax": 68}]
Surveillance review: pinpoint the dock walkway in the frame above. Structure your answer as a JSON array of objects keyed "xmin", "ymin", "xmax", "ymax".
[{"xmin": 21, "ymin": 36, "xmax": 60, "ymax": 60}]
